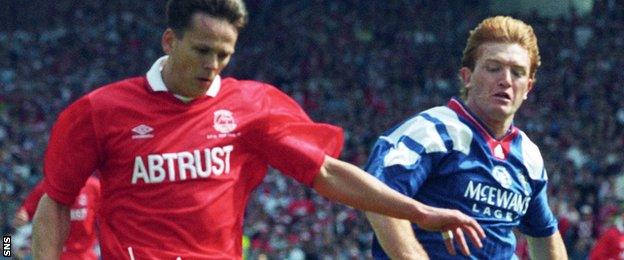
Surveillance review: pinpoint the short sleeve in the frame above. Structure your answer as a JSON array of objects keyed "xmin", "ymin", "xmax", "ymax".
[
  {"xmin": 364, "ymin": 134, "xmax": 436, "ymax": 198},
  {"xmin": 242, "ymin": 85, "xmax": 343, "ymax": 186},
  {"xmin": 518, "ymin": 170, "xmax": 558, "ymax": 237},
  {"xmin": 43, "ymin": 97, "xmax": 102, "ymax": 205}
]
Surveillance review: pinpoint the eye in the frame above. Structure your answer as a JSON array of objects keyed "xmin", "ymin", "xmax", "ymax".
[
  {"xmin": 486, "ymin": 65, "xmax": 501, "ymax": 72},
  {"xmin": 217, "ymin": 52, "xmax": 230, "ymax": 60},
  {"xmin": 196, "ymin": 48, "xmax": 211, "ymax": 55},
  {"xmin": 511, "ymin": 68, "xmax": 527, "ymax": 78}
]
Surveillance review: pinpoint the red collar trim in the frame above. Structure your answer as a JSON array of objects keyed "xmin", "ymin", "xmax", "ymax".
[{"xmin": 447, "ymin": 98, "xmax": 518, "ymax": 160}]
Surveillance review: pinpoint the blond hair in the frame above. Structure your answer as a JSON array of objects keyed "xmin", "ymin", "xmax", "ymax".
[{"xmin": 459, "ymin": 16, "xmax": 540, "ymax": 98}]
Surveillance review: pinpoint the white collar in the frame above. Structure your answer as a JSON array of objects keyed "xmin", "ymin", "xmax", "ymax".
[{"xmin": 146, "ymin": 55, "xmax": 221, "ymax": 98}]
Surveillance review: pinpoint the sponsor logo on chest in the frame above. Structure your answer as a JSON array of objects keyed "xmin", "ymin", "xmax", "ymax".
[
  {"xmin": 462, "ymin": 166, "xmax": 531, "ymax": 221},
  {"xmin": 131, "ymin": 145, "xmax": 234, "ymax": 185},
  {"xmin": 129, "ymin": 109, "xmax": 238, "ymax": 184}
]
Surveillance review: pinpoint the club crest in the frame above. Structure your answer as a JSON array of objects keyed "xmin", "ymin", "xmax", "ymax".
[
  {"xmin": 213, "ymin": 109, "xmax": 237, "ymax": 134},
  {"xmin": 492, "ymin": 165, "xmax": 512, "ymax": 189}
]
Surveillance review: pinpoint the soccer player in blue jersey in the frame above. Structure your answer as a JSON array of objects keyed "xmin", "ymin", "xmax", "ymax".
[{"xmin": 365, "ymin": 16, "xmax": 567, "ymax": 259}]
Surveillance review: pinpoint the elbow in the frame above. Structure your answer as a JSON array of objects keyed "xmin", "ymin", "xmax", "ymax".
[
  {"xmin": 399, "ymin": 252, "xmax": 429, "ymax": 260},
  {"xmin": 383, "ymin": 247, "xmax": 429, "ymax": 260},
  {"xmin": 311, "ymin": 155, "xmax": 335, "ymax": 195}
]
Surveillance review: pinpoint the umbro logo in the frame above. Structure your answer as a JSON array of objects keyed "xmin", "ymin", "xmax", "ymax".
[{"xmin": 132, "ymin": 124, "xmax": 154, "ymax": 139}]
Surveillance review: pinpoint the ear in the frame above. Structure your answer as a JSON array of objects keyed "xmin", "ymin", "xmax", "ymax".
[
  {"xmin": 459, "ymin": 67, "xmax": 472, "ymax": 88},
  {"xmin": 162, "ymin": 29, "xmax": 176, "ymax": 55},
  {"xmin": 523, "ymin": 78, "xmax": 535, "ymax": 100}
]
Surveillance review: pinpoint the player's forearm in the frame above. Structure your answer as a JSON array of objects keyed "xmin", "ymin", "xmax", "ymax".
[
  {"xmin": 527, "ymin": 232, "xmax": 568, "ymax": 260},
  {"xmin": 32, "ymin": 194, "xmax": 70, "ymax": 260},
  {"xmin": 366, "ymin": 212, "xmax": 429, "ymax": 260},
  {"xmin": 312, "ymin": 156, "xmax": 426, "ymax": 223}
]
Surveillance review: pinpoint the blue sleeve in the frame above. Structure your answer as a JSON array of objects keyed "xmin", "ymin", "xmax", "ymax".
[
  {"xmin": 518, "ymin": 170, "xmax": 558, "ymax": 237},
  {"xmin": 364, "ymin": 136, "xmax": 434, "ymax": 198}
]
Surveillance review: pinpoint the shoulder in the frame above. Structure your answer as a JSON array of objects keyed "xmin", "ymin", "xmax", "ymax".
[
  {"xmin": 55, "ymin": 77, "xmax": 146, "ymax": 131},
  {"xmin": 381, "ymin": 106, "xmax": 473, "ymax": 155},
  {"xmin": 222, "ymin": 77, "xmax": 303, "ymax": 111},
  {"xmin": 71, "ymin": 77, "xmax": 154, "ymax": 117},
  {"xmin": 223, "ymin": 78, "xmax": 291, "ymax": 98},
  {"xmin": 517, "ymin": 130, "xmax": 546, "ymax": 180},
  {"xmin": 67, "ymin": 76, "xmax": 147, "ymax": 111},
  {"xmin": 88, "ymin": 76, "xmax": 147, "ymax": 100},
  {"xmin": 221, "ymin": 77, "xmax": 277, "ymax": 97}
]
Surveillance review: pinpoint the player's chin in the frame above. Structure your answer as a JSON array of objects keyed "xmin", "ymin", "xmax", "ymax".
[
  {"xmin": 488, "ymin": 106, "xmax": 514, "ymax": 118},
  {"xmin": 194, "ymin": 80, "xmax": 213, "ymax": 91}
]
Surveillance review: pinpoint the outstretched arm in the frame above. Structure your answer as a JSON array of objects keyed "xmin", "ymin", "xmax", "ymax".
[
  {"xmin": 526, "ymin": 232, "xmax": 567, "ymax": 260},
  {"xmin": 312, "ymin": 155, "xmax": 484, "ymax": 256},
  {"xmin": 32, "ymin": 194, "xmax": 70, "ymax": 260},
  {"xmin": 366, "ymin": 212, "xmax": 429, "ymax": 259}
]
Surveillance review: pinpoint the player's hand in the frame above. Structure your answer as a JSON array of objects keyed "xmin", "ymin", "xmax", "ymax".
[
  {"xmin": 415, "ymin": 205, "xmax": 485, "ymax": 256},
  {"xmin": 13, "ymin": 209, "xmax": 29, "ymax": 227}
]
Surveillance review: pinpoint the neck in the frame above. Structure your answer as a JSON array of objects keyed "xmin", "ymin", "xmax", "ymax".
[
  {"xmin": 465, "ymin": 101, "xmax": 513, "ymax": 140},
  {"xmin": 482, "ymin": 117, "xmax": 512, "ymax": 140},
  {"xmin": 161, "ymin": 60, "xmax": 198, "ymax": 99}
]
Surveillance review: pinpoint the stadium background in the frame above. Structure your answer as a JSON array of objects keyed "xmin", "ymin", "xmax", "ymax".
[{"xmin": 0, "ymin": 0, "xmax": 622, "ymax": 259}]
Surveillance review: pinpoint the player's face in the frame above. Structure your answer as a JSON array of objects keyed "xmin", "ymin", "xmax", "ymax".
[
  {"xmin": 162, "ymin": 13, "xmax": 238, "ymax": 98},
  {"xmin": 460, "ymin": 42, "xmax": 534, "ymax": 125}
]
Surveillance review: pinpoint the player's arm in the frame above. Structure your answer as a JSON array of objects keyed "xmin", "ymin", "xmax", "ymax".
[
  {"xmin": 13, "ymin": 181, "xmax": 46, "ymax": 227},
  {"xmin": 520, "ymin": 166, "xmax": 566, "ymax": 260},
  {"xmin": 33, "ymin": 96, "xmax": 100, "ymax": 259},
  {"xmin": 366, "ymin": 212, "xmax": 429, "ymax": 259},
  {"xmin": 32, "ymin": 194, "xmax": 70, "ymax": 260},
  {"xmin": 526, "ymin": 232, "xmax": 567, "ymax": 260},
  {"xmin": 312, "ymin": 155, "xmax": 484, "ymax": 256}
]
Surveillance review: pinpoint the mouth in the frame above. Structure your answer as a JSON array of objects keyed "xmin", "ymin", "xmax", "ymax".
[
  {"xmin": 197, "ymin": 77, "xmax": 212, "ymax": 84},
  {"xmin": 493, "ymin": 92, "xmax": 511, "ymax": 101}
]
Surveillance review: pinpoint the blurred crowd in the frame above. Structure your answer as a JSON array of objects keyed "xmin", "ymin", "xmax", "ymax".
[{"xmin": 1, "ymin": 0, "xmax": 623, "ymax": 259}]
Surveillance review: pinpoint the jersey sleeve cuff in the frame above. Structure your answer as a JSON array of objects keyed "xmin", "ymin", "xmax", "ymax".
[
  {"xmin": 42, "ymin": 180, "xmax": 77, "ymax": 206},
  {"xmin": 291, "ymin": 124, "xmax": 344, "ymax": 187},
  {"xmin": 519, "ymin": 224, "xmax": 558, "ymax": 238}
]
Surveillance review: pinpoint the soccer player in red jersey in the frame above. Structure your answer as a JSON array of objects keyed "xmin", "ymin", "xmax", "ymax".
[
  {"xmin": 32, "ymin": 1, "xmax": 485, "ymax": 259},
  {"xmin": 590, "ymin": 215, "xmax": 624, "ymax": 260},
  {"xmin": 14, "ymin": 176, "xmax": 100, "ymax": 260}
]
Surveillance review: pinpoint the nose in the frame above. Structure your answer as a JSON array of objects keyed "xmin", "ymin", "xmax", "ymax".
[
  {"xmin": 202, "ymin": 54, "xmax": 219, "ymax": 71},
  {"xmin": 498, "ymin": 68, "xmax": 512, "ymax": 88}
]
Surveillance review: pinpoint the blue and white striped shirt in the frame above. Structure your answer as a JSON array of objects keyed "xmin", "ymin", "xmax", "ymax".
[{"xmin": 366, "ymin": 98, "xmax": 558, "ymax": 260}]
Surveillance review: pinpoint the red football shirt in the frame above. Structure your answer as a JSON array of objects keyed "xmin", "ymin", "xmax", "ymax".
[
  {"xmin": 43, "ymin": 56, "xmax": 343, "ymax": 259},
  {"xmin": 590, "ymin": 226, "xmax": 624, "ymax": 260},
  {"xmin": 20, "ymin": 177, "xmax": 100, "ymax": 260}
]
